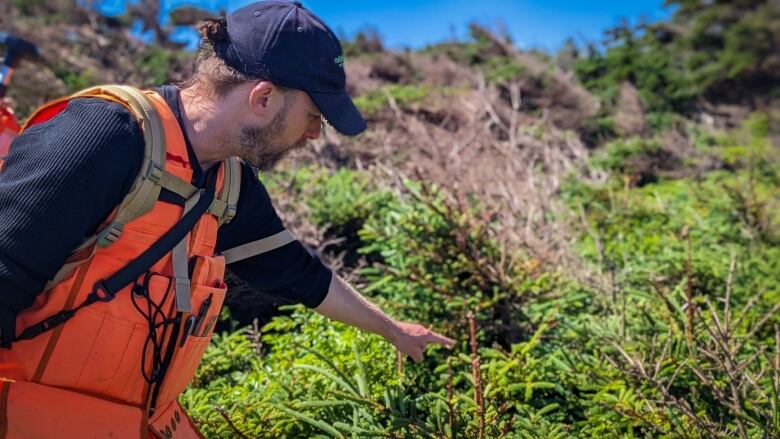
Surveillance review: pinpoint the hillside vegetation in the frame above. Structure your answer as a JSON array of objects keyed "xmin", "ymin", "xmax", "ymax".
[{"xmin": 3, "ymin": 1, "xmax": 780, "ymax": 437}]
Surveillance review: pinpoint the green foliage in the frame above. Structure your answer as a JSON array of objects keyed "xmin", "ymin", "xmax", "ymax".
[
  {"xmin": 8, "ymin": 3, "xmax": 777, "ymax": 434},
  {"xmin": 138, "ymin": 45, "xmax": 179, "ymax": 87},
  {"xmin": 182, "ymin": 311, "xmax": 401, "ymax": 438},
  {"xmin": 357, "ymin": 179, "xmax": 563, "ymax": 347},
  {"xmin": 481, "ymin": 56, "xmax": 527, "ymax": 83},
  {"xmin": 674, "ymin": 0, "xmax": 780, "ymax": 89},
  {"xmin": 590, "ymin": 137, "xmax": 662, "ymax": 174},
  {"xmin": 561, "ymin": 113, "xmax": 780, "ymax": 436},
  {"xmin": 341, "ymin": 29, "xmax": 385, "ymax": 57},
  {"xmin": 11, "ymin": 0, "xmax": 74, "ymax": 22},
  {"xmin": 303, "ymin": 169, "xmax": 394, "ymax": 233},
  {"xmin": 720, "ymin": 113, "xmax": 777, "ymax": 173},
  {"xmin": 51, "ymin": 64, "xmax": 97, "ymax": 94},
  {"xmin": 580, "ymin": 114, "xmax": 617, "ymax": 146},
  {"xmin": 575, "ymin": 0, "xmax": 780, "ymax": 119},
  {"xmin": 574, "ymin": 22, "xmax": 697, "ymax": 115},
  {"xmin": 181, "ymin": 112, "xmax": 780, "ymax": 437},
  {"xmin": 353, "ymin": 84, "xmax": 431, "ymax": 116}
]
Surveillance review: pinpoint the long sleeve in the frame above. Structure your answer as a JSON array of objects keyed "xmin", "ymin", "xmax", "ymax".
[
  {"xmin": 216, "ymin": 163, "xmax": 332, "ymax": 309},
  {"xmin": 0, "ymin": 98, "xmax": 143, "ymax": 314}
]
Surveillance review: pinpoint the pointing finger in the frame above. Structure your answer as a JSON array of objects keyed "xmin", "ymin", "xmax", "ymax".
[{"xmin": 427, "ymin": 331, "xmax": 456, "ymax": 348}]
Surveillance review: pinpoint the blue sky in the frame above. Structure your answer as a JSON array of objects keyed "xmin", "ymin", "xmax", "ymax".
[{"xmin": 97, "ymin": 0, "xmax": 671, "ymax": 51}]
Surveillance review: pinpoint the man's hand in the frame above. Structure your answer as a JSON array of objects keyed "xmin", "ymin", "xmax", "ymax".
[
  {"xmin": 389, "ymin": 321, "xmax": 455, "ymax": 363},
  {"xmin": 315, "ymin": 275, "xmax": 457, "ymax": 362}
]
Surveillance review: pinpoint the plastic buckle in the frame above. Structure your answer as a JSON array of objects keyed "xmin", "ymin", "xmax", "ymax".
[
  {"xmin": 96, "ymin": 222, "xmax": 123, "ymax": 247},
  {"xmin": 145, "ymin": 162, "xmax": 164, "ymax": 184},
  {"xmin": 224, "ymin": 203, "xmax": 237, "ymax": 222}
]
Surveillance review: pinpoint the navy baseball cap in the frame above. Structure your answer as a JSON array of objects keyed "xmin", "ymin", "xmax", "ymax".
[{"xmin": 214, "ymin": 0, "xmax": 366, "ymax": 136}]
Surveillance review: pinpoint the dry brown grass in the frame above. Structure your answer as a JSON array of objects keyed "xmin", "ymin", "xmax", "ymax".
[{"xmin": 297, "ymin": 55, "xmax": 596, "ymax": 267}]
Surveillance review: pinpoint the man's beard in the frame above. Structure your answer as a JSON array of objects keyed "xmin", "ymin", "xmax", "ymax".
[{"xmin": 237, "ymin": 100, "xmax": 307, "ymax": 171}]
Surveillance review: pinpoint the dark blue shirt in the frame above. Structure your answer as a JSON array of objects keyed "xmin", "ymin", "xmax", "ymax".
[{"xmin": 0, "ymin": 85, "xmax": 331, "ymax": 322}]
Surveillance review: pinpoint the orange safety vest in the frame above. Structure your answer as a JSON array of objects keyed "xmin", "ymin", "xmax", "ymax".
[{"xmin": 0, "ymin": 86, "xmax": 240, "ymax": 438}]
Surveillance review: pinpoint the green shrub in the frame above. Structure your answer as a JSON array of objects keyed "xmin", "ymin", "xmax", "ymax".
[
  {"xmin": 354, "ymin": 85, "xmax": 431, "ymax": 116},
  {"xmin": 482, "ymin": 57, "xmax": 527, "ymax": 83},
  {"xmin": 51, "ymin": 64, "xmax": 97, "ymax": 94},
  {"xmin": 590, "ymin": 137, "xmax": 662, "ymax": 173},
  {"xmin": 183, "ymin": 115, "xmax": 779, "ymax": 437}
]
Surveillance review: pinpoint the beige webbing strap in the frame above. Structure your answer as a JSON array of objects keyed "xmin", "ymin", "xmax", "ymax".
[
  {"xmin": 85, "ymin": 85, "xmax": 167, "ymax": 248},
  {"xmin": 159, "ymin": 171, "xmax": 198, "ymax": 200},
  {"xmin": 172, "ymin": 238, "xmax": 192, "ymax": 313},
  {"xmin": 46, "ymin": 85, "xmax": 202, "ymax": 289},
  {"xmin": 208, "ymin": 157, "xmax": 242, "ymax": 225},
  {"xmin": 221, "ymin": 229, "xmax": 295, "ymax": 264},
  {"xmin": 172, "ymin": 189, "xmax": 203, "ymax": 313},
  {"xmin": 44, "ymin": 239, "xmax": 99, "ymax": 291},
  {"xmin": 223, "ymin": 157, "xmax": 241, "ymax": 224},
  {"xmin": 47, "ymin": 84, "xmax": 166, "ymax": 285}
]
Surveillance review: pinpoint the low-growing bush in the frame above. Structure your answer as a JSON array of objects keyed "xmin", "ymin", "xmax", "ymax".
[
  {"xmin": 182, "ymin": 114, "xmax": 779, "ymax": 438},
  {"xmin": 354, "ymin": 85, "xmax": 431, "ymax": 116}
]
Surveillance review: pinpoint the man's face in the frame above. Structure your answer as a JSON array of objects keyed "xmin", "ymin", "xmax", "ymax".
[{"xmin": 237, "ymin": 89, "xmax": 323, "ymax": 170}]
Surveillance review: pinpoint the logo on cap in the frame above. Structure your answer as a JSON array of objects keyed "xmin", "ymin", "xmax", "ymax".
[{"xmin": 334, "ymin": 55, "xmax": 344, "ymax": 68}]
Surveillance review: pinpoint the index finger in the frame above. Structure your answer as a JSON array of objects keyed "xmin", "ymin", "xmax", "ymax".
[{"xmin": 426, "ymin": 331, "xmax": 456, "ymax": 348}]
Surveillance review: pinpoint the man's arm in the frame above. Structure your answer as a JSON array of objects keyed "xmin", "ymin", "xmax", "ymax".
[
  {"xmin": 315, "ymin": 274, "xmax": 455, "ymax": 362},
  {"xmin": 219, "ymin": 172, "xmax": 455, "ymax": 361},
  {"xmin": 0, "ymin": 98, "xmax": 143, "ymax": 345}
]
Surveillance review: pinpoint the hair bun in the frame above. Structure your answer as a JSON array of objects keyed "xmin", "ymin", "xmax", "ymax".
[{"xmin": 198, "ymin": 18, "xmax": 228, "ymax": 44}]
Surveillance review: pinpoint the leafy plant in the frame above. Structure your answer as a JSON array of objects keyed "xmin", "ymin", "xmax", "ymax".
[{"xmin": 354, "ymin": 84, "xmax": 431, "ymax": 116}]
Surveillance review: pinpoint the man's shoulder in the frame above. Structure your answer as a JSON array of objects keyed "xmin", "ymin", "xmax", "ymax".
[
  {"xmin": 66, "ymin": 96, "xmax": 139, "ymax": 128},
  {"xmin": 24, "ymin": 95, "xmax": 140, "ymax": 141},
  {"xmin": 14, "ymin": 95, "xmax": 145, "ymax": 176}
]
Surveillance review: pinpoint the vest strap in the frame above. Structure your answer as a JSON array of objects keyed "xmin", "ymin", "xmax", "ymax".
[
  {"xmin": 221, "ymin": 229, "xmax": 295, "ymax": 264},
  {"xmin": 171, "ymin": 189, "xmax": 204, "ymax": 314}
]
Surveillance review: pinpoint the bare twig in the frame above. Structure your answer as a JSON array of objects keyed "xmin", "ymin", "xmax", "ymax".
[
  {"xmin": 214, "ymin": 406, "xmax": 253, "ymax": 439},
  {"xmin": 736, "ymin": 301, "xmax": 780, "ymax": 354},
  {"xmin": 682, "ymin": 226, "xmax": 695, "ymax": 348},
  {"xmin": 447, "ymin": 357, "xmax": 456, "ymax": 438},
  {"xmin": 396, "ymin": 349, "xmax": 404, "ymax": 380},
  {"xmin": 724, "ymin": 253, "xmax": 737, "ymax": 333},
  {"xmin": 467, "ymin": 312, "xmax": 485, "ymax": 439},
  {"xmin": 731, "ymin": 290, "xmax": 764, "ymax": 331},
  {"xmin": 773, "ymin": 325, "xmax": 780, "ymax": 430}
]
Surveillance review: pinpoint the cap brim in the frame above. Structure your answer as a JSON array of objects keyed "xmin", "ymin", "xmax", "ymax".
[{"xmin": 308, "ymin": 90, "xmax": 367, "ymax": 136}]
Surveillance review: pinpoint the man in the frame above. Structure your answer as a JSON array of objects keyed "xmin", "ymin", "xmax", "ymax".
[{"xmin": 0, "ymin": 1, "xmax": 453, "ymax": 436}]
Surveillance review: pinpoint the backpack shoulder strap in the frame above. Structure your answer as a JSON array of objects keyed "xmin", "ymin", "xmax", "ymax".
[
  {"xmin": 44, "ymin": 85, "xmax": 173, "ymax": 290},
  {"xmin": 208, "ymin": 156, "xmax": 242, "ymax": 226},
  {"xmin": 88, "ymin": 85, "xmax": 169, "ymax": 247},
  {"xmin": 45, "ymin": 86, "xmax": 241, "ymax": 290}
]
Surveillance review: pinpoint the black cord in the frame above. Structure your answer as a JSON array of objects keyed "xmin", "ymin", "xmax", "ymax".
[{"xmin": 131, "ymin": 272, "xmax": 177, "ymax": 385}]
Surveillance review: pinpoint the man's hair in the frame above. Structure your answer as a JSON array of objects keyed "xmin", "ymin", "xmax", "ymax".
[{"xmin": 182, "ymin": 18, "xmax": 285, "ymax": 96}]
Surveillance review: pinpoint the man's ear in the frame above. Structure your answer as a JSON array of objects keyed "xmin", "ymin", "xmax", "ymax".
[{"xmin": 248, "ymin": 81, "xmax": 276, "ymax": 115}]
